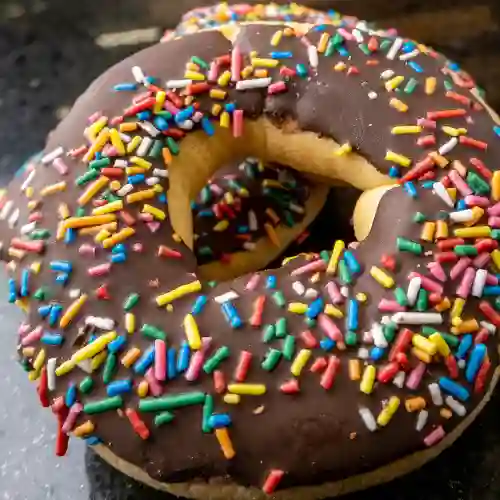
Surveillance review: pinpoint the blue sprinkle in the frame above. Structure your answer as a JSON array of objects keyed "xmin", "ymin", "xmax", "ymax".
[
  {"xmin": 64, "ymin": 227, "xmax": 76, "ymax": 244},
  {"xmin": 389, "ymin": 166, "xmax": 400, "ymax": 178},
  {"xmin": 41, "ymin": 333, "xmax": 63, "ymax": 345},
  {"xmin": 320, "ymin": 337, "xmax": 335, "ymax": 352},
  {"xmin": 421, "ymin": 181, "xmax": 435, "ymax": 189},
  {"xmin": 198, "ymin": 209, "xmax": 213, "ymax": 217},
  {"xmin": 38, "ymin": 304, "xmax": 52, "ymax": 318},
  {"xmin": 88, "ymin": 334, "xmax": 97, "ymax": 343},
  {"xmin": 306, "ymin": 298, "xmax": 324, "ymax": 319},
  {"xmin": 133, "ymin": 345, "xmax": 155, "ymax": 375},
  {"xmin": 201, "ymin": 117, "xmax": 215, "ymax": 136},
  {"xmin": 65, "ymin": 383, "xmax": 77, "ymax": 407},
  {"xmin": 402, "ymin": 41, "xmax": 416, "ymax": 52},
  {"xmin": 55, "ymin": 273, "xmax": 69, "ymax": 285},
  {"xmin": 466, "ymin": 344, "xmax": 487, "ymax": 383},
  {"xmin": 177, "ymin": 341, "xmax": 190, "ymax": 373},
  {"xmin": 94, "ymin": 152, "xmax": 102, "ymax": 160},
  {"xmin": 347, "ymin": 299, "xmax": 359, "ymax": 331},
  {"xmin": 237, "ymin": 225, "xmax": 249, "ymax": 233},
  {"xmin": 111, "ymin": 243, "xmax": 126, "ymax": 254},
  {"xmin": 221, "ymin": 301, "xmax": 243, "ymax": 329},
  {"xmin": 494, "ymin": 125, "xmax": 500, "ymax": 138},
  {"xmin": 153, "ymin": 116, "xmax": 169, "ymax": 131},
  {"xmin": 113, "ymin": 83, "xmax": 138, "ymax": 92},
  {"xmin": 457, "ymin": 334, "xmax": 473, "ymax": 359},
  {"xmin": 225, "ymin": 103, "xmax": 236, "ymax": 113},
  {"xmin": 167, "ymin": 348, "xmax": 177, "ymax": 379},
  {"xmin": 49, "ymin": 304, "xmax": 63, "ymax": 326},
  {"xmin": 145, "ymin": 76, "xmax": 156, "ymax": 85},
  {"xmin": 128, "ymin": 174, "xmax": 145, "ymax": 185},
  {"xmin": 136, "ymin": 110, "xmax": 151, "ymax": 121},
  {"xmin": 20, "ymin": 269, "xmax": 30, "ymax": 297},
  {"xmin": 50, "ymin": 260, "xmax": 72, "ymax": 273},
  {"xmin": 84, "ymin": 436, "xmax": 102, "ymax": 445},
  {"xmin": 106, "ymin": 379, "xmax": 132, "ymax": 396},
  {"xmin": 157, "ymin": 193, "xmax": 167, "ymax": 204},
  {"xmin": 190, "ymin": 201, "xmax": 198, "ymax": 210},
  {"xmin": 191, "ymin": 295, "xmax": 208, "ymax": 315},
  {"xmin": 111, "ymin": 252, "xmax": 127, "ymax": 264},
  {"xmin": 408, "ymin": 61, "xmax": 423, "ymax": 73},
  {"xmin": 266, "ymin": 275, "xmax": 277, "ymax": 289},
  {"xmin": 295, "ymin": 64, "xmax": 308, "ymax": 78},
  {"xmin": 404, "ymin": 182, "xmax": 418, "ymax": 198},
  {"xmin": 337, "ymin": 46, "xmax": 349, "ymax": 57},
  {"xmin": 270, "ymin": 51, "xmax": 293, "ymax": 59},
  {"xmin": 370, "ymin": 346, "xmax": 385, "ymax": 361},
  {"xmin": 456, "ymin": 199, "xmax": 467, "ymax": 210},
  {"xmin": 448, "ymin": 62, "xmax": 460, "ymax": 71},
  {"xmin": 175, "ymin": 105, "xmax": 195, "ymax": 124},
  {"xmin": 438, "ymin": 377, "xmax": 470, "ymax": 402},
  {"xmin": 344, "ymin": 251, "xmax": 361, "ymax": 274},
  {"xmin": 208, "ymin": 413, "xmax": 232, "ymax": 429},
  {"xmin": 483, "ymin": 286, "xmax": 500, "ymax": 296},
  {"xmin": 108, "ymin": 335, "xmax": 127, "ymax": 353},
  {"xmin": 8, "ymin": 279, "xmax": 17, "ymax": 303}
]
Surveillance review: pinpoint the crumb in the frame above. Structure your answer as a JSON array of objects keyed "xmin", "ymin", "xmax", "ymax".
[
  {"xmin": 349, "ymin": 432, "xmax": 357, "ymax": 440},
  {"xmin": 149, "ymin": 278, "xmax": 160, "ymax": 288},
  {"xmin": 253, "ymin": 405, "xmax": 265, "ymax": 415}
]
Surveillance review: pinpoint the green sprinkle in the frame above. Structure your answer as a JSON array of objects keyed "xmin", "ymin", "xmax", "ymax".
[
  {"xmin": 141, "ymin": 324, "xmax": 167, "ymax": 341},
  {"xmin": 102, "ymin": 353, "xmax": 116, "ymax": 384},
  {"xmin": 320, "ymin": 250, "xmax": 330, "ymax": 263},
  {"xmin": 154, "ymin": 111, "xmax": 172, "ymax": 120},
  {"xmin": 89, "ymin": 158, "xmax": 110, "ymax": 170},
  {"xmin": 79, "ymin": 376, "xmax": 94, "ymax": 394},
  {"xmin": 261, "ymin": 348, "xmax": 282, "ymax": 371},
  {"xmin": 345, "ymin": 331, "xmax": 358, "ymax": 346},
  {"xmin": 416, "ymin": 289, "xmax": 428, "ymax": 312},
  {"xmin": 75, "ymin": 207, "xmax": 86, "ymax": 217},
  {"xmin": 102, "ymin": 191, "xmax": 120, "ymax": 203},
  {"xmin": 383, "ymin": 323, "xmax": 397, "ymax": 343},
  {"xmin": 84, "ymin": 396, "xmax": 123, "ymax": 414},
  {"xmin": 443, "ymin": 79, "xmax": 453, "ymax": 91},
  {"xmin": 76, "ymin": 169, "xmax": 99, "ymax": 186},
  {"xmin": 358, "ymin": 43, "xmax": 371, "ymax": 56},
  {"xmin": 491, "ymin": 229, "xmax": 500, "ymax": 240},
  {"xmin": 467, "ymin": 171, "xmax": 490, "ymax": 195},
  {"xmin": 454, "ymin": 245, "xmax": 478, "ymax": 256},
  {"xmin": 305, "ymin": 317, "xmax": 316, "ymax": 328},
  {"xmin": 338, "ymin": 260, "xmax": 352, "ymax": 285},
  {"xmin": 495, "ymin": 297, "xmax": 500, "ymax": 311},
  {"xmin": 202, "ymin": 394, "xmax": 214, "ymax": 433},
  {"xmin": 208, "ymin": 281, "xmax": 218, "ymax": 288},
  {"xmin": 123, "ymin": 293, "xmax": 140, "ymax": 311},
  {"xmin": 332, "ymin": 32, "xmax": 344, "ymax": 47},
  {"xmin": 149, "ymin": 140, "xmax": 163, "ymax": 159},
  {"xmin": 272, "ymin": 291, "xmax": 286, "ymax": 308},
  {"xmin": 283, "ymin": 210, "xmax": 295, "ymax": 228},
  {"xmin": 165, "ymin": 136, "xmax": 179, "ymax": 155},
  {"xmin": 403, "ymin": 77, "xmax": 418, "ymax": 94},
  {"xmin": 397, "ymin": 237, "xmax": 423, "ymax": 255},
  {"xmin": 198, "ymin": 246, "xmax": 213, "ymax": 257},
  {"xmin": 21, "ymin": 358, "xmax": 31, "ymax": 372},
  {"xmin": 139, "ymin": 392, "xmax": 206, "ymax": 412},
  {"xmin": 380, "ymin": 39, "xmax": 393, "ymax": 51},
  {"xmin": 282, "ymin": 335, "xmax": 295, "ymax": 361},
  {"xmin": 33, "ymin": 287, "xmax": 47, "ymax": 301},
  {"xmin": 413, "ymin": 212, "xmax": 426, "ymax": 223},
  {"xmin": 191, "ymin": 56, "xmax": 209, "ymax": 69},
  {"xmin": 262, "ymin": 324, "xmax": 276, "ymax": 343},
  {"xmin": 275, "ymin": 317, "xmax": 288, "ymax": 338},
  {"xmin": 29, "ymin": 229, "xmax": 51, "ymax": 240},
  {"xmin": 394, "ymin": 287, "xmax": 408, "ymax": 307},
  {"xmin": 203, "ymin": 346, "xmax": 230, "ymax": 374},
  {"xmin": 200, "ymin": 186, "xmax": 212, "ymax": 204},
  {"xmin": 155, "ymin": 411, "xmax": 175, "ymax": 426},
  {"xmin": 440, "ymin": 332, "xmax": 460, "ymax": 348},
  {"xmin": 325, "ymin": 38, "xmax": 336, "ymax": 57}
]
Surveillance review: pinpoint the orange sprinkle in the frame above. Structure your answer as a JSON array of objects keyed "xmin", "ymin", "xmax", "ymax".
[{"xmin": 264, "ymin": 223, "xmax": 280, "ymax": 247}]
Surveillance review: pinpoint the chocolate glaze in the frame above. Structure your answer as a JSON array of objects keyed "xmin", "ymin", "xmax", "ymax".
[{"xmin": 1, "ymin": 21, "xmax": 500, "ymax": 495}]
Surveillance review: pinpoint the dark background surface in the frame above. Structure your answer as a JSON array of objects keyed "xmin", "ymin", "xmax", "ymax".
[{"xmin": 1, "ymin": 1, "xmax": 500, "ymax": 499}]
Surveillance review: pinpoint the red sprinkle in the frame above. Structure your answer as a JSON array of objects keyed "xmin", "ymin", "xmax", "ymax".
[
  {"xmin": 474, "ymin": 357, "xmax": 491, "ymax": 394},
  {"xmin": 479, "ymin": 301, "xmax": 500, "ymax": 327},
  {"xmin": 96, "ymin": 284, "xmax": 111, "ymax": 300},
  {"xmin": 55, "ymin": 421, "xmax": 69, "ymax": 457},
  {"xmin": 417, "ymin": 135, "xmax": 436, "ymax": 148},
  {"xmin": 380, "ymin": 253, "xmax": 396, "ymax": 271},
  {"xmin": 213, "ymin": 370, "xmax": 226, "ymax": 394},
  {"xmin": 437, "ymin": 238, "xmax": 465, "ymax": 251},
  {"xmin": 320, "ymin": 355, "xmax": 340, "ymax": 390},
  {"xmin": 186, "ymin": 83, "xmax": 211, "ymax": 95},
  {"xmin": 475, "ymin": 239, "xmax": 498, "ymax": 253},
  {"xmin": 123, "ymin": 97, "xmax": 155, "ymax": 116},
  {"xmin": 10, "ymin": 238, "xmax": 44, "ymax": 254},
  {"xmin": 398, "ymin": 157, "xmax": 435, "ymax": 184},
  {"xmin": 250, "ymin": 296, "xmax": 266, "ymax": 327},
  {"xmin": 469, "ymin": 157, "xmax": 492, "ymax": 179},
  {"xmin": 377, "ymin": 362, "xmax": 399, "ymax": 383},
  {"xmin": 310, "ymin": 357, "xmax": 328, "ymax": 373},
  {"xmin": 299, "ymin": 330, "xmax": 318, "ymax": 349},
  {"xmin": 280, "ymin": 379, "xmax": 300, "ymax": 394},
  {"xmin": 461, "ymin": 136, "xmax": 488, "ymax": 151},
  {"xmin": 157, "ymin": 245, "xmax": 182, "ymax": 259},
  {"xmin": 444, "ymin": 354, "xmax": 459, "ymax": 379},
  {"xmin": 368, "ymin": 36, "xmax": 379, "ymax": 51},
  {"xmin": 474, "ymin": 328, "xmax": 490, "ymax": 345},
  {"xmin": 426, "ymin": 109, "xmax": 467, "ymax": 120},
  {"xmin": 125, "ymin": 408, "xmax": 150, "ymax": 439},
  {"xmin": 165, "ymin": 91, "xmax": 183, "ymax": 108},
  {"xmin": 162, "ymin": 128, "xmax": 185, "ymax": 139},
  {"xmin": 389, "ymin": 328, "xmax": 413, "ymax": 362},
  {"xmin": 445, "ymin": 91, "xmax": 471, "ymax": 106},
  {"xmin": 262, "ymin": 469, "xmax": 285, "ymax": 494},
  {"xmin": 234, "ymin": 351, "xmax": 252, "ymax": 382},
  {"xmin": 37, "ymin": 367, "xmax": 49, "ymax": 408}
]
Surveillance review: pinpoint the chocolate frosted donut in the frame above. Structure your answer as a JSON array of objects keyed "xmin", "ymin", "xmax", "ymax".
[{"xmin": 2, "ymin": 15, "xmax": 500, "ymax": 500}]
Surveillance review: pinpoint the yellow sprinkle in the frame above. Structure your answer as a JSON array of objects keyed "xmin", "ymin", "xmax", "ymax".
[
  {"xmin": 22, "ymin": 347, "xmax": 35, "ymax": 358},
  {"xmin": 492, "ymin": 171, "xmax": 500, "ymax": 202},
  {"xmin": 317, "ymin": 32, "xmax": 330, "ymax": 53},
  {"xmin": 184, "ymin": 70, "xmax": 205, "ymax": 81},
  {"xmin": 334, "ymin": 61, "xmax": 346, "ymax": 71},
  {"xmin": 290, "ymin": 349, "xmax": 312, "ymax": 377},
  {"xmin": 491, "ymin": 249, "xmax": 500, "ymax": 271},
  {"xmin": 271, "ymin": 30, "xmax": 283, "ymax": 46},
  {"xmin": 254, "ymin": 69, "xmax": 268, "ymax": 78},
  {"xmin": 154, "ymin": 90, "xmax": 166, "ymax": 114},
  {"xmin": 30, "ymin": 261, "xmax": 41, "ymax": 274},
  {"xmin": 420, "ymin": 221, "xmax": 436, "ymax": 242},
  {"xmin": 126, "ymin": 135, "xmax": 142, "ymax": 154},
  {"xmin": 25, "ymin": 187, "xmax": 34, "ymax": 198},
  {"xmin": 385, "ymin": 75, "xmax": 404, "ymax": 91},
  {"xmin": 84, "ymin": 128, "xmax": 110, "ymax": 162},
  {"xmin": 447, "ymin": 188, "xmax": 457, "ymax": 203},
  {"xmin": 40, "ymin": 181, "xmax": 66, "ymax": 197},
  {"xmin": 109, "ymin": 180, "xmax": 121, "ymax": 191},
  {"xmin": 412, "ymin": 334, "xmax": 437, "ymax": 355},
  {"xmin": 91, "ymin": 350, "xmax": 107, "ymax": 372},
  {"xmin": 60, "ymin": 294, "xmax": 88, "ymax": 329},
  {"xmin": 79, "ymin": 222, "xmax": 117, "ymax": 236},
  {"xmin": 452, "ymin": 319, "xmax": 479, "ymax": 334},
  {"xmin": 213, "ymin": 220, "xmax": 229, "ymax": 232},
  {"xmin": 156, "ymin": 281, "xmax": 202, "ymax": 306},
  {"xmin": 360, "ymin": 365, "xmax": 376, "ymax": 394},
  {"xmin": 109, "ymin": 128, "xmax": 125, "ymax": 155},
  {"xmin": 223, "ymin": 393, "xmax": 241, "ymax": 405},
  {"xmin": 185, "ymin": 62, "xmax": 199, "ymax": 72},
  {"xmin": 324, "ymin": 304, "xmax": 344, "ymax": 318},
  {"xmin": 425, "ymin": 77, "xmax": 437, "ymax": 95},
  {"xmin": 440, "ymin": 408, "xmax": 453, "ymax": 420},
  {"xmin": 370, "ymin": 266, "xmax": 395, "ymax": 288},
  {"xmin": 464, "ymin": 206, "xmax": 484, "ymax": 227},
  {"xmin": 454, "ymin": 226, "xmax": 491, "ymax": 238},
  {"xmin": 209, "ymin": 88, "xmax": 227, "ymax": 100},
  {"xmin": 58, "ymin": 203, "xmax": 70, "ymax": 219},
  {"xmin": 183, "ymin": 314, "xmax": 202, "ymax": 350},
  {"xmin": 327, "ymin": 240, "xmax": 345, "ymax": 274},
  {"xmin": 119, "ymin": 122, "xmax": 138, "ymax": 132},
  {"xmin": 95, "ymin": 229, "xmax": 110, "ymax": 243},
  {"xmin": 87, "ymin": 116, "xmax": 107, "ymax": 141},
  {"xmin": 126, "ymin": 188, "xmax": 157, "ymax": 204},
  {"xmin": 228, "ymin": 383, "xmax": 266, "ymax": 396},
  {"xmin": 405, "ymin": 397, "xmax": 426, "ymax": 413},
  {"xmin": 436, "ymin": 220, "xmax": 448, "ymax": 239},
  {"xmin": 28, "ymin": 369, "xmax": 40, "ymax": 382},
  {"xmin": 429, "ymin": 332, "xmax": 450, "ymax": 357},
  {"xmin": 218, "ymin": 70, "xmax": 231, "ymax": 87},
  {"xmin": 428, "ymin": 151, "xmax": 449, "ymax": 168},
  {"xmin": 125, "ymin": 313, "xmax": 135, "ymax": 334},
  {"xmin": 435, "ymin": 297, "xmax": 451, "ymax": 312},
  {"xmin": 27, "ymin": 200, "xmax": 37, "ymax": 210},
  {"xmin": 172, "ymin": 233, "xmax": 182, "ymax": 243},
  {"xmin": 220, "ymin": 111, "xmax": 230, "ymax": 128},
  {"xmin": 33, "ymin": 348, "xmax": 46, "ymax": 372},
  {"xmin": 411, "ymin": 347, "xmax": 432, "ymax": 363},
  {"xmin": 211, "ymin": 103, "xmax": 222, "ymax": 116},
  {"xmin": 72, "ymin": 331, "xmax": 117, "ymax": 363},
  {"xmin": 224, "ymin": 192, "xmax": 235, "ymax": 204},
  {"xmin": 143, "ymin": 204, "xmax": 166, "ymax": 221},
  {"xmin": 55, "ymin": 359, "xmax": 76, "ymax": 377},
  {"xmin": 385, "ymin": 150, "xmax": 411, "ymax": 167},
  {"xmin": 8, "ymin": 248, "xmax": 25, "ymax": 260},
  {"xmin": 251, "ymin": 57, "xmax": 279, "ymax": 68},
  {"xmin": 125, "ymin": 165, "xmax": 145, "ymax": 175},
  {"xmin": 335, "ymin": 143, "xmax": 352, "ymax": 156},
  {"xmin": 102, "ymin": 227, "xmax": 135, "ymax": 249},
  {"xmin": 64, "ymin": 214, "xmax": 116, "ymax": 229},
  {"xmin": 73, "ymin": 421, "xmax": 95, "ymax": 438},
  {"xmin": 15, "ymin": 298, "xmax": 29, "ymax": 313},
  {"xmin": 451, "ymin": 299, "xmax": 465, "ymax": 322},
  {"xmin": 288, "ymin": 302, "xmax": 308, "ymax": 314},
  {"xmin": 377, "ymin": 396, "xmax": 400, "ymax": 426},
  {"xmin": 215, "ymin": 428, "xmax": 235, "ymax": 459},
  {"xmin": 442, "ymin": 126, "xmax": 466, "ymax": 136},
  {"xmin": 92, "ymin": 200, "xmax": 123, "ymax": 216},
  {"xmin": 137, "ymin": 380, "xmax": 149, "ymax": 398},
  {"xmin": 241, "ymin": 66, "xmax": 253, "ymax": 79},
  {"xmin": 391, "ymin": 125, "xmax": 422, "ymax": 135},
  {"xmin": 56, "ymin": 222, "xmax": 66, "ymax": 241},
  {"xmin": 121, "ymin": 347, "xmax": 141, "ymax": 368},
  {"xmin": 389, "ymin": 98, "xmax": 408, "ymax": 112},
  {"xmin": 349, "ymin": 359, "xmax": 362, "ymax": 381},
  {"xmin": 130, "ymin": 157, "xmax": 152, "ymax": 170},
  {"xmin": 355, "ymin": 292, "xmax": 367, "ymax": 303}
]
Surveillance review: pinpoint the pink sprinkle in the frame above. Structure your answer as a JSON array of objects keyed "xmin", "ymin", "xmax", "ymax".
[
  {"xmin": 209, "ymin": 183, "xmax": 224, "ymax": 196},
  {"xmin": 378, "ymin": 299, "xmax": 406, "ymax": 312},
  {"xmin": 147, "ymin": 222, "xmax": 161, "ymax": 233},
  {"xmin": 318, "ymin": 314, "xmax": 343, "ymax": 342},
  {"xmin": 456, "ymin": 267, "xmax": 475, "ymax": 298},
  {"xmin": 408, "ymin": 272, "xmax": 444, "ymax": 295},
  {"xmin": 87, "ymin": 111, "xmax": 103, "ymax": 124},
  {"xmin": 486, "ymin": 273, "xmax": 499, "ymax": 285},
  {"xmin": 192, "ymin": 111, "xmax": 204, "ymax": 123},
  {"xmin": 473, "ymin": 253, "xmax": 490, "ymax": 268},
  {"xmin": 28, "ymin": 212, "xmax": 43, "ymax": 223},
  {"xmin": 154, "ymin": 339, "xmax": 167, "ymax": 381},
  {"xmin": 450, "ymin": 257, "xmax": 472, "ymax": 280},
  {"xmin": 52, "ymin": 158, "xmax": 68, "ymax": 175},
  {"xmin": 132, "ymin": 243, "xmax": 143, "ymax": 252},
  {"xmin": 448, "ymin": 170, "xmax": 472, "ymax": 196},
  {"xmin": 133, "ymin": 91, "xmax": 152, "ymax": 104},
  {"xmin": 417, "ymin": 118, "xmax": 437, "ymax": 129},
  {"xmin": 325, "ymin": 281, "xmax": 343, "ymax": 304},
  {"xmin": 164, "ymin": 101, "xmax": 180, "ymax": 115},
  {"xmin": 245, "ymin": 273, "xmax": 261, "ymax": 291},
  {"xmin": 232, "ymin": 109, "xmax": 244, "ymax": 138},
  {"xmin": 145, "ymin": 368, "xmax": 163, "ymax": 396},
  {"xmin": 268, "ymin": 81, "xmax": 287, "ymax": 95},
  {"xmin": 110, "ymin": 116, "xmax": 124, "ymax": 127},
  {"xmin": 426, "ymin": 261, "xmax": 447, "ymax": 282},
  {"xmin": 62, "ymin": 403, "xmax": 83, "ymax": 433},
  {"xmin": 406, "ymin": 362, "xmax": 426, "ymax": 390},
  {"xmin": 337, "ymin": 28, "xmax": 355, "ymax": 40},
  {"xmin": 185, "ymin": 350, "xmax": 205, "ymax": 382},
  {"xmin": 87, "ymin": 263, "xmax": 112, "ymax": 277},
  {"xmin": 21, "ymin": 326, "xmax": 43, "ymax": 346},
  {"xmin": 139, "ymin": 213, "xmax": 154, "ymax": 222},
  {"xmin": 424, "ymin": 426, "xmax": 445, "ymax": 447},
  {"xmin": 208, "ymin": 61, "xmax": 219, "ymax": 82},
  {"xmin": 78, "ymin": 244, "xmax": 96, "ymax": 257},
  {"xmin": 103, "ymin": 145, "xmax": 118, "ymax": 157},
  {"xmin": 488, "ymin": 201, "xmax": 500, "ymax": 216},
  {"xmin": 18, "ymin": 322, "xmax": 31, "ymax": 337},
  {"xmin": 488, "ymin": 216, "xmax": 500, "ymax": 228},
  {"xmin": 231, "ymin": 46, "xmax": 242, "ymax": 82},
  {"xmin": 465, "ymin": 195, "xmax": 490, "ymax": 207},
  {"xmin": 290, "ymin": 259, "xmax": 327, "ymax": 276}
]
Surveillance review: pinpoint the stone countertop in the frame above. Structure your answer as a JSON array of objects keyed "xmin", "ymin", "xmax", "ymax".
[{"xmin": 1, "ymin": 1, "xmax": 500, "ymax": 499}]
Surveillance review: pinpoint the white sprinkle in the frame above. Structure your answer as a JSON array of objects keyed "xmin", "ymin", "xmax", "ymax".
[
  {"xmin": 288, "ymin": 203, "xmax": 304, "ymax": 215},
  {"xmin": 117, "ymin": 184, "xmax": 133, "ymax": 197},
  {"xmin": 391, "ymin": 312, "xmax": 442, "ymax": 325},
  {"xmin": 340, "ymin": 286, "xmax": 349, "ymax": 298},
  {"xmin": 438, "ymin": 137, "xmax": 458, "ymax": 156},
  {"xmin": 416, "ymin": 409, "xmax": 429, "ymax": 431},
  {"xmin": 399, "ymin": 49, "xmax": 420, "ymax": 61},
  {"xmin": 248, "ymin": 210, "xmax": 258, "ymax": 231},
  {"xmin": 386, "ymin": 37, "xmax": 403, "ymax": 60},
  {"xmin": 357, "ymin": 347, "xmax": 369, "ymax": 360},
  {"xmin": 480, "ymin": 321, "xmax": 496, "ymax": 334},
  {"xmin": 352, "ymin": 29, "xmax": 364, "ymax": 43},
  {"xmin": 407, "ymin": 277, "xmax": 421, "ymax": 306},
  {"xmin": 445, "ymin": 396, "xmax": 466, "ymax": 417},
  {"xmin": 472, "ymin": 269, "xmax": 488, "ymax": 297},
  {"xmin": 428, "ymin": 382, "xmax": 443, "ymax": 406},
  {"xmin": 8, "ymin": 208, "xmax": 19, "ymax": 228},
  {"xmin": 371, "ymin": 322, "xmax": 388, "ymax": 348},
  {"xmin": 358, "ymin": 407, "xmax": 377, "ymax": 431},
  {"xmin": 114, "ymin": 159, "xmax": 128, "ymax": 168},
  {"xmin": 153, "ymin": 168, "xmax": 169, "ymax": 178},
  {"xmin": 179, "ymin": 120, "xmax": 194, "ymax": 130},
  {"xmin": 362, "ymin": 330, "xmax": 372, "ymax": 344},
  {"xmin": 146, "ymin": 177, "xmax": 160, "ymax": 186},
  {"xmin": 136, "ymin": 136, "xmax": 153, "ymax": 157},
  {"xmin": 304, "ymin": 288, "xmax": 319, "ymax": 299},
  {"xmin": 433, "ymin": 182, "xmax": 455, "ymax": 207},
  {"xmin": 47, "ymin": 358, "xmax": 57, "ymax": 391},
  {"xmin": 20, "ymin": 169, "xmax": 36, "ymax": 192},
  {"xmin": 393, "ymin": 371, "xmax": 406, "ymax": 388},
  {"xmin": 139, "ymin": 121, "xmax": 160, "ymax": 137},
  {"xmin": 165, "ymin": 79, "xmax": 192, "ymax": 89},
  {"xmin": 41, "ymin": 146, "xmax": 64, "ymax": 165},
  {"xmin": 119, "ymin": 133, "xmax": 132, "ymax": 143},
  {"xmin": 20, "ymin": 221, "xmax": 37, "ymax": 235},
  {"xmin": 242, "ymin": 242, "xmax": 256, "ymax": 251},
  {"xmin": 368, "ymin": 91, "xmax": 378, "ymax": 100},
  {"xmin": 457, "ymin": 359, "xmax": 466, "ymax": 369},
  {"xmin": 77, "ymin": 360, "xmax": 93, "ymax": 374},
  {"xmin": 214, "ymin": 291, "xmax": 239, "ymax": 304},
  {"xmin": 292, "ymin": 281, "xmax": 305, "ymax": 296},
  {"xmin": 449, "ymin": 209, "xmax": 474, "ymax": 223},
  {"xmin": 307, "ymin": 45, "xmax": 319, "ymax": 68},
  {"xmin": 85, "ymin": 316, "xmax": 115, "ymax": 330},
  {"xmin": 0, "ymin": 200, "xmax": 13, "ymax": 220},
  {"xmin": 68, "ymin": 288, "xmax": 81, "ymax": 299},
  {"xmin": 236, "ymin": 78, "xmax": 272, "ymax": 90},
  {"xmin": 380, "ymin": 69, "xmax": 395, "ymax": 80},
  {"xmin": 132, "ymin": 65, "xmax": 146, "ymax": 83}
]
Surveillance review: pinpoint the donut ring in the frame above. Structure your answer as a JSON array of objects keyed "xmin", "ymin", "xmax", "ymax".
[{"xmin": 3, "ymin": 17, "xmax": 500, "ymax": 500}]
